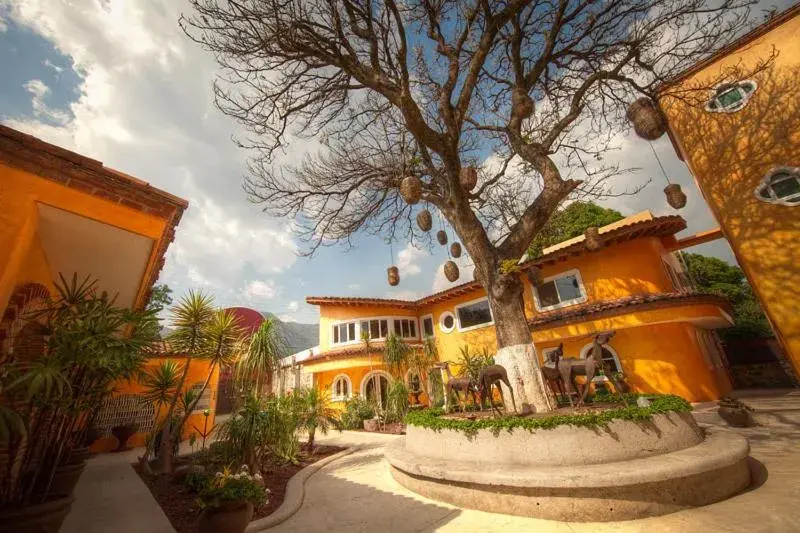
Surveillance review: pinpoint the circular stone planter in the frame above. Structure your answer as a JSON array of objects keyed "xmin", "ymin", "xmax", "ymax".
[{"xmin": 386, "ymin": 412, "xmax": 751, "ymax": 522}]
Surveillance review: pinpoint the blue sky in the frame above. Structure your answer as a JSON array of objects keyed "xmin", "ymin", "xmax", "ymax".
[{"xmin": 0, "ymin": 1, "xmax": 789, "ymax": 324}]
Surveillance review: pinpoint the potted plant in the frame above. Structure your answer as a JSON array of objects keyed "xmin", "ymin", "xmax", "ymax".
[
  {"xmin": 196, "ymin": 466, "xmax": 268, "ymax": 533},
  {"xmin": 0, "ymin": 274, "xmax": 157, "ymax": 533}
]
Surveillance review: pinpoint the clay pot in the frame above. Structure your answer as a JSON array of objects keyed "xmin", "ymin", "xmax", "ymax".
[
  {"xmin": 444, "ymin": 261, "xmax": 460, "ymax": 282},
  {"xmin": 387, "ymin": 266, "xmax": 400, "ymax": 287},
  {"xmin": 111, "ymin": 423, "xmax": 138, "ymax": 452},
  {"xmin": 363, "ymin": 418, "xmax": 379, "ymax": 432},
  {"xmin": 449, "ymin": 242, "xmax": 462, "ymax": 258},
  {"xmin": 626, "ymin": 97, "xmax": 666, "ymax": 140},
  {"xmin": 33, "ymin": 462, "xmax": 86, "ymax": 498},
  {"xmin": 0, "ymin": 495, "xmax": 75, "ymax": 533},
  {"xmin": 416, "ymin": 209, "xmax": 432, "ymax": 232},
  {"xmin": 436, "ymin": 230, "xmax": 448, "ymax": 246},
  {"xmin": 584, "ymin": 227, "xmax": 602, "ymax": 251},
  {"xmin": 459, "ymin": 167, "xmax": 478, "ymax": 192},
  {"xmin": 664, "ymin": 183, "xmax": 687, "ymax": 209},
  {"xmin": 197, "ymin": 501, "xmax": 253, "ymax": 533},
  {"xmin": 399, "ymin": 176, "xmax": 422, "ymax": 204}
]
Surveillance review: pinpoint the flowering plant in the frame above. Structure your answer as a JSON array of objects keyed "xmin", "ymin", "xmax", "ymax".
[{"xmin": 197, "ymin": 465, "xmax": 269, "ymax": 508}]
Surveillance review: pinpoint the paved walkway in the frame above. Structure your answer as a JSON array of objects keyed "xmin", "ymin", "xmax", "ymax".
[{"xmin": 65, "ymin": 390, "xmax": 800, "ymax": 532}]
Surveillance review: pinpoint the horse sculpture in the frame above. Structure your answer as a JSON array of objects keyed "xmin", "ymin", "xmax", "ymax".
[
  {"xmin": 436, "ymin": 361, "xmax": 479, "ymax": 413},
  {"xmin": 541, "ymin": 344, "xmax": 568, "ymax": 403},
  {"xmin": 557, "ymin": 331, "xmax": 623, "ymax": 406},
  {"xmin": 477, "ymin": 364, "xmax": 517, "ymax": 416}
]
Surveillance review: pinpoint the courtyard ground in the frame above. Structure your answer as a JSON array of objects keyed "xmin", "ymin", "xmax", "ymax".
[{"xmin": 64, "ymin": 390, "xmax": 800, "ymax": 533}]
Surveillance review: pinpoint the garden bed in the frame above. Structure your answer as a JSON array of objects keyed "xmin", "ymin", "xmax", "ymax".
[{"xmin": 134, "ymin": 445, "xmax": 344, "ymax": 533}]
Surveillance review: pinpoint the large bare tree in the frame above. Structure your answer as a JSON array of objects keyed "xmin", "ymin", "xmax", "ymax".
[{"xmin": 182, "ymin": 0, "xmax": 758, "ymax": 412}]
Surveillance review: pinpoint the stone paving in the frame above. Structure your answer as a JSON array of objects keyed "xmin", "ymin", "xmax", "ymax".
[{"xmin": 65, "ymin": 390, "xmax": 800, "ymax": 533}]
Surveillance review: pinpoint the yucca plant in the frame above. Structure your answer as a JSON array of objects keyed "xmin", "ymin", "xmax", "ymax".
[
  {"xmin": 383, "ymin": 333, "xmax": 410, "ymax": 378},
  {"xmin": 236, "ymin": 318, "xmax": 284, "ymax": 397},
  {"xmin": 296, "ymin": 388, "xmax": 341, "ymax": 453},
  {"xmin": 139, "ymin": 359, "xmax": 183, "ymax": 466},
  {"xmin": 407, "ymin": 337, "xmax": 438, "ymax": 404}
]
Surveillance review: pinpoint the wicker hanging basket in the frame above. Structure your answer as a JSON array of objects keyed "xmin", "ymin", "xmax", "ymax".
[
  {"xmin": 459, "ymin": 167, "xmax": 478, "ymax": 192},
  {"xmin": 416, "ymin": 209, "xmax": 432, "ymax": 232},
  {"xmin": 400, "ymin": 176, "xmax": 422, "ymax": 205},
  {"xmin": 387, "ymin": 266, "xmax": 400, "ymax": 286},
  {"xmin": 436, "ymin": 230, "xmax": 448, "ymax": 246},
  {"xmin": 444, "ymin": 261, "xmax": 460, "ymax": 282},
  {"xmin": 664, "ymin": 183, "xmax": 687, "ymax": 209},
  {"xmin": 525, "ymin": 266, "xmax": 543, "ymax": 287},
  {"xmin": 584, "ymin": 227, "xmax": 602, "ymax": 252},
  {"xmin": 626, "ymin": 97, "xmax": 667, "ymax": 140},
  {"xmin": 449, "ymin": 242, "xmax": 462, "ymax": 258}
]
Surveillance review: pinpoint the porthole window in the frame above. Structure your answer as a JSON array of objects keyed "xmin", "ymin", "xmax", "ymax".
[
  {"xmin": 754, "ymin": 167, "xmax": 800, "ymax": 206},
  {"xmin": 439, "ymin": 312, "xmax": 456, "ymax": 334},
  {"xmin": 705, "ymin": 80, "xmax": 757, "ymax": 113}
]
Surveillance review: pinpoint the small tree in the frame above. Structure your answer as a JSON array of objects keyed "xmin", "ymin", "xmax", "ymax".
[
  {"xmin": 236, "ymin": 318, "xmax": 285, "ymax": 397},
  {"xmin": 139, "ymin": 359, "xmax": 183, "ymax": 469},
  {"xmin": 297, "ymin": 388, "xmax": 341, "ymax": 453}
]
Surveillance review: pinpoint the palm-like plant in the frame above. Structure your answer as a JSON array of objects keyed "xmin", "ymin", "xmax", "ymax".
[
  {"xmin": 236, "ymin": 318, "xmax": 284, "ymax": 396},
  {"xmin": 139, "ymin": 359, "xmax": 182, "ymax": 466},
  {"xmin": 297, "ymin": 388, "xmax": 341, "ymax": 453},
  {"xmin": 383, "ymin": 333, "xmax": 410, "ymax": 378},
  {"xmin": 407, "ymin": 336, "xmax": 438, "ymax": 405}
]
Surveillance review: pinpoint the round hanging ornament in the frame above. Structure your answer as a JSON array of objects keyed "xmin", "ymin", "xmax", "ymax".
[
  {"xmin": 459, "ymin": 167, "xmax": 478, "ymax": 192},
  {"xmin": 387, "ymin": 266, "xmax": 400, "ymax": 286},
  {"xmin": 664, "ymin": 183, "xmax": 687, "ymax": 209},
  {"xmin": 400, "ymin": 176, "xmax": 422, "ymax": 204},
  {"xmin": 626, "ymin": 97, "xmax": 666, "ymax": 140},
  {"xmin": 444, "ymin": 261, "xmax": 460, "ymax": 282},
  {"xmin": 584, "ymin": 227, "xmax": 602, "ymax": 251},
  {"xmin": 436, "ymin": 230, "xmax": 448, "ymax": 246},
  {"xmin": 416, "ymin": 209, "xmax": 432, "ymax": 232},
  {"xmin": 450, "ymin": 242, "xmax": 462, "ymax": 258}
]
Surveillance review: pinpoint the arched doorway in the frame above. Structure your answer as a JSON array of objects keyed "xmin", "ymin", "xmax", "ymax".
[
  {"xmin": 579, "ymin": 342, "xmax": 622, "ymax": 378},
  {"xmin": 361, "ymin": 371, "xmax": 391, "ymax": 409}
]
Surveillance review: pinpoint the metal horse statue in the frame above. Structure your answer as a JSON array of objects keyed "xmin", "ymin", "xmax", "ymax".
[
  {"xmin": 540, "ymin": 344, "xmax": 568, "ymax": 404},
  {"xmin": 436, "ymin": 361, "xmax": 479, "ymax": 413},
  {"xmin": 477, "ymin": 364, "xmax": 518, "ymax": 416},
  {"xmin": 557, "ymin": 331, "xmax": 623, "ymax": 406}
]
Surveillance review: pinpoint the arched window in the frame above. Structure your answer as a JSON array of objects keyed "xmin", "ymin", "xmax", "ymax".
[
  {"xmin": 361, "ymin": 370, "xmax": 391, "ymax": 409},
  {"xmin": 331, "ymin": 374, "xmax": 352, "ymax": 402},
  {"xmin": 705, "ymin": 80, "xmax": 757, "ymax": 113},
  {"xmin": 754, "ymin": 167, "xmax": 800, "ymax": 206},
  {"xmin": 579, "ymin": 342, "xmax": 622, "ymax": 379}
]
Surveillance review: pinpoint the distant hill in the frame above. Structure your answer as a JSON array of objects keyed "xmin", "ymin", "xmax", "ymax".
[{"xmin": 261, "ymin": 312, "xmax": 319, "ymax": 356}]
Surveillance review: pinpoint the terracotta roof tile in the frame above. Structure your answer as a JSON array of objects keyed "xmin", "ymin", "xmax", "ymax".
[{"xmin": 305, "ymin": 341, "xmax": 423, "ymax": 363}]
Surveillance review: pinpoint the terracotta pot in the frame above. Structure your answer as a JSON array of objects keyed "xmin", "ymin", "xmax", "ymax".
[
  {"xmin": 416, "ymin": 209, "xmax": 432, "ymax": 232},
  {"xmin": 0, "ymin": 495, "xmax": 75, "ymax": 533},
  {"xmin": 626, "ymin": 97, "xmax": 666, "ymax": 140},
  {"xmin": 197, "ymin": 501, "xmax": 253, "ymax": 533},
  {"xmin": 387, "ymin": 266, "xmax": 400, "ymax": 287},
  {"xmin": 399, "ymin": 176, "xmax": 422, "ymax": 204},
  {"xmin": 363, "ymin": 418, "xmax": 379, "ymax": 432},
  {"xmin": 34, "ymin": 462, "xmax": 86, "ymax": 497}
]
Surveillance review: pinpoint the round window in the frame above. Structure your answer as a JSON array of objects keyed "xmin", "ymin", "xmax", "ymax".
[
  {"xmin": 439, "ymin": 312, "xmax": 456, "ymax": 333},
  {"xmin": 754, "ymin": 167, "xmax": 800, "ymax": 206}
]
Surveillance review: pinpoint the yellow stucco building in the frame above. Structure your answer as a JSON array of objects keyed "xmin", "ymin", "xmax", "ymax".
[
  {"xmin": 303, "ymin": 211, "xmax": 735, "ymax": 406},
  {"xmin": 657, "ymin": 4, "xmax": 800, "ymax": 378}
]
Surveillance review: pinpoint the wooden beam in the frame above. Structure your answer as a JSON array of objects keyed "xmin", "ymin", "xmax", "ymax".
[{"xmin": 668, "ymin": 228, "xmax": 725, "ymax": 251}]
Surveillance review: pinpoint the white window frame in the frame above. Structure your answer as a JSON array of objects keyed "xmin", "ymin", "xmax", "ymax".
[
  {"xmin": 360, "ymin": 370, "xmax": 392, "ymax": 406},
  {"xmin": 532, "ymin": 268, "xmax": 588, "ymax": 312},
  {"xmin": 358, "ymin": 317, "xmax": 390, "ymax": 342},
  {"xmin": 330, "ymin": 320, "xmax": 360, "ymax": 347},
  {"xmin": 439, "ymin": 311, "xmax": 456, "ymax": 334},
  {"xmin": 454, "ymin": 297, "xmax": 494, "ymax": 332},
  {"xmin": 754, "ymin": 166, "xmax": 800, "ymax": 207},
  {"xmin": 331, "ymin": 373, "xmax": 352, "ymax": 402},
  {"xmin": 330, "ymin": 315, "xmax": 419, "ymax": 347},
  {"xmin": 704, "ymin": 80, "xmax": 757, "ymax": 113},
  {"xmin": 392, "ymin": 317, "xmax": 420, "ymax": 340},
  {"xmin": 420, "ymin": 314, "xmax": 435, "ymax": 339},
  {"xmin": 579, "ymin": 342, "xmax": 622, "ymax": 381}
]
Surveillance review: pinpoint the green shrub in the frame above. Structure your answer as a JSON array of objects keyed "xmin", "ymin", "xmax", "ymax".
[
  {"xmin": 341, "ymin": 395, "xmax": 376, "ymax": 430},
  {"xmin": 384, "ymin": 381, "xmax": 409, "ymax": 424},
  {"xmin": 184, "ymin": 470, "xmax": 212, "ymax": 493},
  {"xmin": 197, "ymin": 466, "xmax": 268, "ymax": 509}
]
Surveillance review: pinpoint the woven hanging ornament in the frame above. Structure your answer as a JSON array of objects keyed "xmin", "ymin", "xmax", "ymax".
[
  {"xmin": 584, "ymin": 227, "xmax": 602, "ymax": 252},
  {"xmin": 387, "ymin": 266, "xmax": 400, "ymax": 286},
  {"xmin": 626, "ymin": 97, "xmax": 666, "ymax": 140},
  {"xmin": 450, "ymin": 242, "xmax": 462, "ymax": 258},
  {"xmin": 664, "ymin": 184, "xmax": 687, "ymax": 209},
  {"xmin": 400, "ymin": 176, "xmax": 422, "ymax": 204},
  {"xmin": 436, "ymin": 230, "xmax": 448, "ymax": 246},
  {"xmin": 416, "ymin": 209, "xmax": 432, "ymax": 232},
  {"xmin": 444, "ymin": 261, "xmax": 459, "ymax": 282}
]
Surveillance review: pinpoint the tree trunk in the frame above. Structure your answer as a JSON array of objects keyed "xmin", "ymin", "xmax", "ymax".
[
  {"xmin": 307, "ymin": 426, "xmax": 316, "ymax": 454},
  {"xmin": 485, "ymin": 272, "xmax": 556, "ymax": 414}
]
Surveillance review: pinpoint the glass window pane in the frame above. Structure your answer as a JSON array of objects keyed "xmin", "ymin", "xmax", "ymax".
[
  {"xmin": 333, "ymin": 326, "xmax": 339, "ymax": 344},
  {"xmin": 457, "ymin": 299, "xmax": 492, "ymax": 329},
  {"xmin": 771, "ymin": 175, "xmax": 800, "ymax": 199},
  {"xmin": 717, "ymin": 87, "xmax": 743, "ymax": 108},
  {"xmin": 380, "ymin": 320, "xmax": 388, "ymax": 337},
  {"xmin": 410, "ymin": 320, "xmax": 416, "ymax": 337},
  {"xmin": 423, "ymin": 317, "xmax": 434, "ymax": 337},
  {"xmin": 348, "ymin": 322, "xmax": 355, "ymax": 341},
  {"xmin": 555, "ymin": 275, "xmax": 582, "ymax": 302},
  {"xmin": 360, "ymin": 321, "xmax": 369, "ymax": 337},
  {"xmin": 537, "ymin": 281, "xmax": 560, "ymax": 308},
  {"xmin": 394, "ymin": 320, "xmax": 401, "ymax": 335}
]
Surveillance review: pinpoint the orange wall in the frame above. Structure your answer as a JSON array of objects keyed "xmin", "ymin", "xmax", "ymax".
[
  {"xmin": 91, "ymin": 356, "xmax": 220, "ymax": 453},
  {"xmin": 659, "ymin": 13, "xmax": 800, "ymax": 375}
]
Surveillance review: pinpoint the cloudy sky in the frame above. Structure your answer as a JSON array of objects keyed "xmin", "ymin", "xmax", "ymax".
[{"xmin": 0, "ymin": 0, "xmax": 790, "ymax": 324}]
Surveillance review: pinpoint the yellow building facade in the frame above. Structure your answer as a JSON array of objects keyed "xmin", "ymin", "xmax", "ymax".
[
  {"xmin": 658, "ymin": 5, "xmax": 800, "ymax": 377},
  {"xmin": 304, "ymin": 212, "xmax": 734, "ymax": 406}
]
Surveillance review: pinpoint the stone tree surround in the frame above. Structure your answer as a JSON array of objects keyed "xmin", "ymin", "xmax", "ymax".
[{"xmin": 386, "ymin": 408, "xmax": 751, "ymax": 521}]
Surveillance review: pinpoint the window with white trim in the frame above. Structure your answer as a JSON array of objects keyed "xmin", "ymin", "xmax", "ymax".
[
  {"xmin": 421, "ymin": 315, "xmax": 434, "ymax": 338},
  {"xmin": 439, "ymin": 312, "xmax": 455, "ymax": 333},
  {"xmin": 393, "ymin": 318, "xmax": 418, "ymax": 339},
  {"xmin": 755, "ymin": 167, "xmax": 800, "ymax": 206},
  {"xmin": 705, "ymin": 80, "xmax": 757, "ymax": 113},
  {"xmin": 533, "ymin": 269, "xmax": 587, "ymax": 311},
  {"xmin": 455, "ymin": 298, "xmax": 493, "ymax": 331},
  {"xmin": 331, "ymin": 374, "xmax": 352, "ymax": 401},
  {"xmin": 360, "ymin": 318, "xmax": 389, "ymax": 340},
  {"xmin": 332, "ymin": 321, "xmax": 358, "ymax": 345}
]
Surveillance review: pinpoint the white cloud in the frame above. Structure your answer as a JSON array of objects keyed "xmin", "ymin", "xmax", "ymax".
[
  {"xmin": 23, "ymin": 79, "xmax": 70, "ymax": 125},
  {"xmin": 347, "ymin": 283, "xmax": 361, "ymax": 291},
  {"xmin": 385, "ymin": 290, "xmax": 421, "ymax": 300},
  {"xmin": 241, "ymin": 280, "xmax": 278, "ymax": 302},
  {"xmin": 0, "ymin": 14, "xmax": 7, "ymax": 33},
  {"xmin": 287, "ymin": 301, "xmax": 298, "ymax": 312},
  {"xmin": 396, "ymin": 242, "xmax": 427, "ymax": 276},
  {"xmin": 42, "ymin": 59, "xmax": 63, "ymax": 73}
]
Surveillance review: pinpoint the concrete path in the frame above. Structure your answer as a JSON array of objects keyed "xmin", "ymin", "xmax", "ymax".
[{"xmin": 64, "ymin": 391, "xmax": 800, "ymax": 533}]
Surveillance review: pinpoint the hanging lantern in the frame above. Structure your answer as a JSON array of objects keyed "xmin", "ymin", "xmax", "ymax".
[
  {"xmin": 664, "ymin": 183, "xmax": 687, "ymax": 209},
  {"xmin": 626, "ymin": 97, "xmax": 666, "ymax": 140},
  {"xmin": 584, "ymin": 227, "xmax": 602, "ymax": 252},
  {"xmin": 525, "ymin": 266, "xmax": 543, "ymax": 287},
  {"xmin": 416, "ymin": 209, "xmax": 432, "ymax": 232},
  {"xmin": 387, "ymin": 266, "xmax": 400, "ymax": 286},
  {"xmin": 444, "ymin": 261, "xmax": 460, "ymax": 282},
  {"xmin": 450, "ymin": 242, "xmax": 462, "ymax": 258},
  {"xmin": 400, "ymin": 176, "xmax": 422, "ymax": 204},
  {"xmin": 459, "ymin": 167, "xmax": 478, "ymax": 192},
  {"xmin": 436, "ymin": 230, "xmax": 448, "ymax": 246}
]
